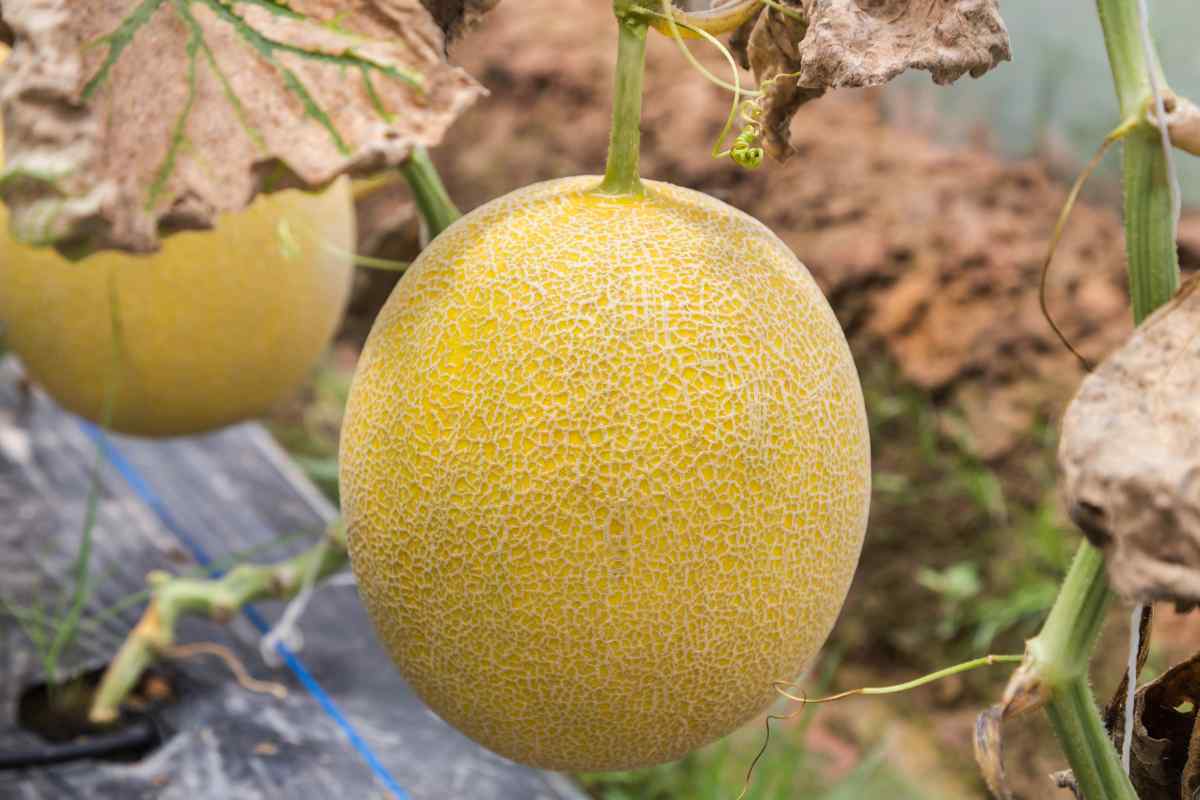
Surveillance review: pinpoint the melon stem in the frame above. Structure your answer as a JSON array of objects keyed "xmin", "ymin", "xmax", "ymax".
[
  {"xmin": 597, "ymin": 2, "xmax": 650, "ymax": 197},
  {"xmin": 400, "ymin": 145, "xmax": 462, "ymax": 239}
]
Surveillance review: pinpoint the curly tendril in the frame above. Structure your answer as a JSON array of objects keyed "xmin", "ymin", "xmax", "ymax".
[
  {"xmin": 729, "ymin": 127, "xmax": 764, "ymax": 169},
  {"xmin": 640, "ymin": 2, "xmax": 801, "ymax": 171},
  {"xmin": 719, "ymin": 71, "xmax": 800, "ymax": 169}
]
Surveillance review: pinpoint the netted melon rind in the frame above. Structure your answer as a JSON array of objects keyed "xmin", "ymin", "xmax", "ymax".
[{"xmin": 340, "ymin": 176, "xmax": 870, "ymax": 771}]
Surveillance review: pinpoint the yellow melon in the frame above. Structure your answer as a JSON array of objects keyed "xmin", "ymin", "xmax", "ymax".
[
  {"xmin": 0, "ymin": 135, "xmax": 356, "ymax": 437},
  {"xmin": 339, "ymin": 176, "xmax": 870, "ymax": 771}
]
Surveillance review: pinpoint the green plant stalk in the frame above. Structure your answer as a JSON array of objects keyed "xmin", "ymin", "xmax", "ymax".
[
  {"xmin": 1029, "ymin": 546, "xmax": 1132, "ymax": 800},
  {"xmin": 1027, "ymin": 0, "xmax": 1181, "ymax": 796},
  {"xmin": 399, "ymin": 145, "xmax": 461, "ymax": 239},
  {"xmin": 44, "ymin": 457, "xmax": 99, "ymax": 690},
  {"xmin": 596, "ymin": 0, "xmax": 649, "ymax": 197},
  {"xmin": 1043, "ymin": 677, "xmax": 1135, "ymax": 799},
  {"xmin": 1124, "ymin": 126, "xmax": 1180, "ymax": 320},
  {"xmin": 42, "ymin": 277, "xmax": 125, "ymax": 694},
  {"xmin": 1096, "ymin": 0, "xmax": 1166, "ymax": 117},
  {"xmin": 1096, "ymin": 0, "xmax": 1178, "ymax": 320},
  {"xmin": 88, "ymin": 522, "xmax": 348, "ymax": 724}
]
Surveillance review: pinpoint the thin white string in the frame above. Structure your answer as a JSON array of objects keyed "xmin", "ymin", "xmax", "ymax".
[
  {"xmin": 1123, "ymin": 603, "xmax": 1142, "ymax": 773},
  {"xmin": 260, "ymin": 537, "xmax": 331, "ymax": 667}
]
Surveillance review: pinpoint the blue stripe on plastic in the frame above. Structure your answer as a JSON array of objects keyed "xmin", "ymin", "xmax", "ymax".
[
  {"xmin": 80, "ymin": 422, "xmax": 216, "ymax": 567},
  {"xmin": 272, "ymin": 643, "xmax": 412, "ymax": 799},
  {"xmin": 79, "ymin": 421, "xmax": 410, "ymax": 800}
]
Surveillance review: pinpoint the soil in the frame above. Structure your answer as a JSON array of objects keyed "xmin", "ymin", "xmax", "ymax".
[{"xmin": 334, "ymin": 2, "xmax": 1200, "ymax": 796}]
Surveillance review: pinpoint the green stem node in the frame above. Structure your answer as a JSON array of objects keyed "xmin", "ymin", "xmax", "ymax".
[
  {"xmin": 1032, "ymin": 545, "xmax": 1113, "ymax": 682},
  {"xmin": 1030, "ymin": 547, "xmax": 1134, "ymax": 799}
]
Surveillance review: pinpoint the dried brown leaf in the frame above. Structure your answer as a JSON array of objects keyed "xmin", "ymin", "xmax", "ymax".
[
  {"xmin": 1059, "ymin": 277, "xmax": 1200, "ymax": 605},
  {"xmin": 745, "ymin": 3, "xmax": 823, "ymax": 161},
  {"xmin": 421, "ymin": 0, "xmax": 500, "ymax": 42},
  {"xmin": 0, "ymin": 0, "xmax": 490, "ymax": 254},
  {"xmin": 1184, "ymin": 715, "xmax": 1200, "ymax": 800},
  {"xmin": 975, "ymin": 658, "xmax": 1049, "ymax": 800},
  {"xmin": 728, "ymin": 7, "xmax": 756, "ymax": 71},
  {"xmin": 745, "ymin": 0, "xmax": 1010, "ymax": 160},
  {"xmin": 1104, "ymin": 649, "xmax": 1200, "ymax": 799},
  {"xmin": 975, "ymin": 705, "xmax": 1014, "ymax": 800},
  {"xmin": 794, "ymin": 0, "xmax": 1011, "ymax": 89}
]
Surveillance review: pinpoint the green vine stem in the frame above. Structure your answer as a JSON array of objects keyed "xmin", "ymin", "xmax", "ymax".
[
  {"xmin": 1025, "ymin": 0, "xmax": 1180, "ymax": 796},
  {"xmin": 1097, "ymin": 0, "xmax": 1167, "ymax": 119},
  {"xmin": 1028, "ymin": 546, "xmax": 1133, "ymax": 800},
  {"xmin": 1097, "ymin": 0, "xmax": 1179, "ymax": 319},
  {"xmin": 1124, "ymin": 125, "xmax": 1180, "ymax": 320},
  {"xmin": 88, "ymin": 522, "xmax": 348, "ymax": 724},
  {"xmin": 596, "ymin": 0, "xmax": 650, "ymax": 197},
  {"xmin": 399, "ymin": 145, "xmax": 462, "ymax": 238}
]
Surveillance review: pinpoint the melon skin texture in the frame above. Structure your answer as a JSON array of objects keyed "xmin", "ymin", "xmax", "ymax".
[
  {"xmin": 0, "ymin": 174, "xmax": 356, "ymax": 437},
  {"xmin": 340, "ymin": 175, "xmax": 871, "ymax": 771}
]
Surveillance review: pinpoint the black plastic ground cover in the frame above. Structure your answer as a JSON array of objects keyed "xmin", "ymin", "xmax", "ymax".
[{"xmin": 0, "ymin": 359, "xmax": 587, "ymax": 800}]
